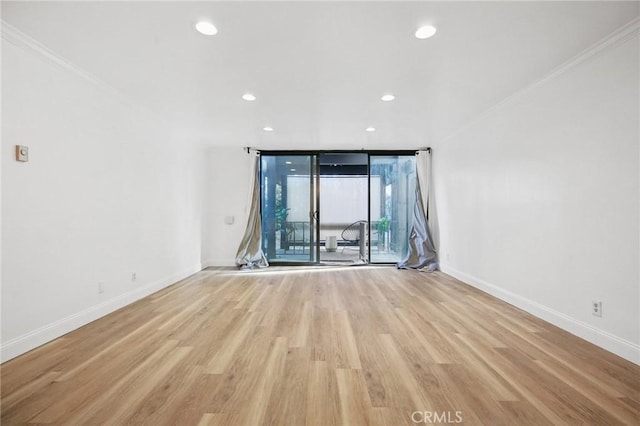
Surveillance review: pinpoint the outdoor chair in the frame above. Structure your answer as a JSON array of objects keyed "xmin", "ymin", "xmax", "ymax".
[{"xmin": 340, "ymin": 220, "xmax": 367, "ymax": 255}]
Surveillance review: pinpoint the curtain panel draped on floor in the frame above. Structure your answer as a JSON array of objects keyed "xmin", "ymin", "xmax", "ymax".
[
  {"xmin": 397, "ymin": 149, "xmax": 439, "ymax": 271},
  {"xmin": 235, "ymin": 149, "xmax": 269, "ymax": 268}
]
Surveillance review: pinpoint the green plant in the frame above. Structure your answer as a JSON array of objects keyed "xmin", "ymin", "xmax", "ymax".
[
  {"xmin": 377, "ymin": 216, "xmax": 390, "ymax": 233},
  {"xmin": 275, "ymin": 206, "xmax": 290, "ymax": 231},
  {"xmin": 274, "ymin": 184, "xmax": 289, "ymax": 231}
]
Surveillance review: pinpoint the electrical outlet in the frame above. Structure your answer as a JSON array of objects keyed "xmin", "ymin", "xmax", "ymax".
[
  {"xmin": 131, "ymin": 272, "xmax": 137, "ymax": 282},
  {"xmin": 592, "ymin": 300, "xmax": 602, "ymax": 317},
  {"xmin": 98, "ymin": 281, "xmax": 105, "ymax": 294}
]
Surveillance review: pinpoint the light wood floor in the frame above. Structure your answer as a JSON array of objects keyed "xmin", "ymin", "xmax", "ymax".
[{"xmin": 2, "ymin": 267, "xmax": 639, "ymax": 425}]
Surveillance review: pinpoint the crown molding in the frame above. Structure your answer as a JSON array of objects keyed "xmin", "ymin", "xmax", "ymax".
[
  {"xmin": 533, "ymin": 16, "xmax": 639, "ymax": 88},
  {"xmin": 1, "ymin": 20, "xmax": 147, "ymax": 112},
  {"xmin": 439, "ymin": 17, "xmax": 640, "ymax": 146}
]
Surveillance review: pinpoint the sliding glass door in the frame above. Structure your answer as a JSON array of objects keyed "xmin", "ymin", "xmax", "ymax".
[
  {"xmin": 369, "ymin": 155, "xmax": 416, "ymax": 263},
  {"xmin": 260, "ymin": 154, "xmax": 319, "ymax": 263},
  {"xmin": 261, "ymin": 151, "xmax": 416, "ymax": 265}
]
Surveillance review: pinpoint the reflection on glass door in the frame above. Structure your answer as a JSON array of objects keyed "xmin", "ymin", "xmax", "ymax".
[
  {"xmin": 261, "ymin": 155, "xmax": 318, "ymax": 263},
  {"xmin": 369, "ymin": 155, "xmax": 416, "ymax": 263}
]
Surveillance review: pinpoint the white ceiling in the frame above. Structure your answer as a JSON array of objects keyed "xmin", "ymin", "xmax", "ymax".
[{"xmin": 3, "ymin": 1, "xmax": 638, "ymax": 150}]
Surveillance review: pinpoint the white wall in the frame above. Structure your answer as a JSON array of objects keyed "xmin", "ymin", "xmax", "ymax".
[
  {"xmin": 201, "ymin": 146, "xmax": 251, "ymax": 267},
  {"xmin": 434, "ymin": 29, "xmax": 639, "ymax": 363},
  {"xmin": 1, "ymin": 30, "xmax": 204, "ymax": 361}
]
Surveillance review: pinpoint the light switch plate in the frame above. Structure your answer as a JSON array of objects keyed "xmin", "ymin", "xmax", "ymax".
[
  {"xmin": 16, "ymin": 145, "xmax": 29, "ymax": 162},
  {"xmin": 224, "ymin": 215, "xmax": 235, "ymax": 225}
]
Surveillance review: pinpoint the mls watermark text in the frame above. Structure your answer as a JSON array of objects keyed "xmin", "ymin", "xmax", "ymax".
[{"xmin": 411, "ymin": 410, "xmax": 463, "ymax": 424}]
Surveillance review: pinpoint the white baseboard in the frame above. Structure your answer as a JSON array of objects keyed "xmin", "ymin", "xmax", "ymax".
[
  {"xmin": 0, "ymin": 264, "xmax": 202, "ymax": 363},
  {"xmin": 440, "ymin": 264, "xmax": 640, "ymax": 365}
]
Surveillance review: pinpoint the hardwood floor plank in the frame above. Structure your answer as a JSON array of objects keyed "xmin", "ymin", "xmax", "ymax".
[
  {"xmin": 2, "ymin": 266, "xmax": 638, "ymax": 425},
  {"xmin": 54, "ymin": 313, "xmax": 165, "ymax": 383},
  {"xmin": 335, "ymin": 368, "xmax": 376, "ymax": 426},
  {"xmin": 497, "ymin": 347, "xmax": 627, "ymax": 425},
  {"xmin": 356, "ymin": 333, "xmax": 420, "ymax": 410},
  {"xmin": 491, "ymin": 319, "xmax": 557, "ymax": 361},
  {"xmin": 534, "ymin": 358, "xmax": 639, "ymax": 425},
  {"xmin": 162, "ymin": 369, "xmax": 224, "ymax": 425},
  {"xmin": 447, "ymin": 333, "xmax": 519, "ymax": 402},
  {"xmin": 436, "ymin": 362, "xmax": 511, "ymax": 424},
  {"xmin": 497, "ymin": 321, "xmax": 631, "ymax": 399},
  {"xmin": 99, "ymin": 346, "xmax": 194, "ymax": 424},
  {"xmin": 240, "ymin": 336, "xmax": 288, "ymax": 426},
  {"xmin": 454, "ymin": 332, "xmax": 572, "ymax": 425},
  {"xmin": 206, "ymin": 311, "xmax": 257, "ymax": 374},
  {"xmin": 498, "ymin": 400, "xmax": 555, "ymax": 426},
  {"xmin": 393, "ymin": 308, "xmax": 455, "ymax": 363},
  {"xmin": 437, "ymin": 301, "xmax": 506, "ymax": 349},
  {"xmin": 181, "ymin": 302, "xmax": 248, "ymax": 366},
  {"xmin": 290, "ymin": 301, "xmax": 313, "ymax": 348},
  {"xmin": 539, "ymin": 329, "xmax": 640, "ymax": 401},
  {"xmin": 306, "ymin": 361, "xmax": 343, "ymax": 426},
  {"xmin": 309, "ymin": 307, "xmax": 333, "ymax": 363},
  {"xmin": 72, "ymin": 343, "xmax": 189, "ymax": 424},
  {"xmin": 198, "ymin": 412, "xmax": 221, "ymax": 425},
  {"xmin": 2, "ymin": 370, "xmax": 59, "ymax": 410},
  {"xmin": 263, "ymin": 346, "xmax": 310, "ymax": 425},
  {"xmin": 333, "ymin": 311, "xmax": 362, "ymax": 370},
  {"xmin": 0, "ymin": 338, "xmax": 70, "ymax": 396},
  {"xmin": 466, "ymin": 294, "xmax": 545, "ymax": 334},
  {"xmin": 378, "ymin": 333, "xmax": 434, "ymax": 410},
  {"xmin": 206, "ymin": 323, "xmax": 282, "ymax": 416}
]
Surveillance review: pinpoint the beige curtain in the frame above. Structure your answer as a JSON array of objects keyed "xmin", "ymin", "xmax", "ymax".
[
  {"xmin": 235, "ymin": 150, "xmax": 269, "ymax": 268},
  {"xmin": 397, "ymin": 150, "xmax": 438, "ymax": 271}
]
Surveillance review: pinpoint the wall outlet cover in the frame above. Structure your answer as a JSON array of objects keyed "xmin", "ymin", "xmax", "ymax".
[
  {"xmin": 16, "ymin": 145, "xmax": 29, "ymax": 162},
  {"xmin": 592, "ymin": 300, "xmax": 602, "ymax": 317}
]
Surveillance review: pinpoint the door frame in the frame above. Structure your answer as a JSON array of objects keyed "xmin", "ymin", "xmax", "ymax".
[{"xmin": 260, "ymin": 150, "xmax": 417, "ymax": 266}]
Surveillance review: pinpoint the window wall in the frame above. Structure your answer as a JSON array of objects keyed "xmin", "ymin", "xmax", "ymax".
[{"xmin": 260, "ymin": 152, "xmax": 415, "ymax": 265}]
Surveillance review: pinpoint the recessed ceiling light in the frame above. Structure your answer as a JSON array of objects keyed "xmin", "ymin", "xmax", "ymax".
[
  {"xmin": 415, "ymin": 25, "xmax": 437, "ymax": 39},
  {"xmin": 242, "ymin": 93, "xmax": 256, "ymax": 101},
  {"xmin": 285, "ymin": 161, "xmax": 292, "ymax": 164},
  {"xmin": 290, "ymin": 168, "xmax": 296, "ymax": 172},
  {"xmin": 263, "ymin": 126, "xmax": 273, "ymax": 132},
  {"xmin": 365, "ymin": 127, "xmax": 376, "ymax": 132},
  {"xmin": 195, "ymin": 21, "xmax": 217, "ymax": 36},
  {"xmin": 381, "ymin": 94, "xmax": 395, "ymax": 102}
]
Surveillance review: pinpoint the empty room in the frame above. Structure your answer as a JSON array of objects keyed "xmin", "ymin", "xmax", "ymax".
[{"xmin": 1, "ymin": 1, "xmax": 639, "ymax": 425}]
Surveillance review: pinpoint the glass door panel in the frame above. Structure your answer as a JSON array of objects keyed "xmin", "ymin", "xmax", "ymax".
[
  {"xmin": 318, "ymin": 153, "xmax": 369, "ymax": 264},
  {"xmin": 261, "ymin": 154, "xmax": 318, "ymax": 263},
  {"xmin": 369, "ymin": 155, "xmax": 416, "ymax": 263}
]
